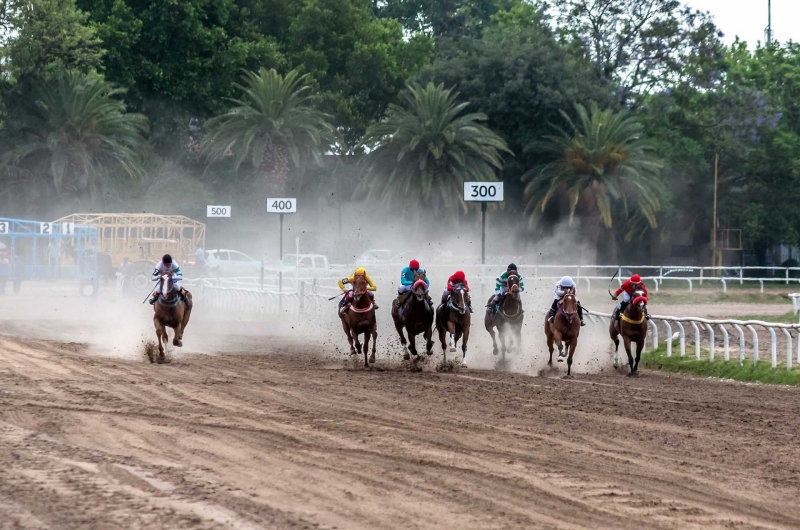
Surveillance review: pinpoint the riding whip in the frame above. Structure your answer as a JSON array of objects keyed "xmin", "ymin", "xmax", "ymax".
[{"xmin": 607, "ymin": 270, "xmax": 619, "ymax": 299}]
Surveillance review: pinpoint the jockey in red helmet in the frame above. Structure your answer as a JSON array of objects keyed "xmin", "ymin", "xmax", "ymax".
[
  {"xmin": 442, "ymin": 270, "xmax": 473, "ymax": 313},
  {"xmin": 397, "ymin": 259, "xmax": 432, "ymax": 309},
  {"xmin": 612, "ymin": 274, "xmax": 650, "ymax": 320}
]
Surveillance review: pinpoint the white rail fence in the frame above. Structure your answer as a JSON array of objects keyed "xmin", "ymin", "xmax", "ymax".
[{"xmin": 585, "ymin": 311, "xmax": 800, "ymax": 369}]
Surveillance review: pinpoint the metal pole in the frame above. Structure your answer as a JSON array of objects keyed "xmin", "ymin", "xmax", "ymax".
[
  {"xmin": 278, "ymin": 213, "xmax": 284, "ymax": 313},
  {"xmin": 481, "ymin": 202, "xmax": 487, "ymax": 265},
  {"xmin": 712, "ymin": 152, "xmax": 718, "ymax": 268}
]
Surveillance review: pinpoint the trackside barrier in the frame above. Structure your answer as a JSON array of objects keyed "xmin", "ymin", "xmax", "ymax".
[
  {"xmin": 186, "ymin": 283, "xmax": 328, "ymax": 315},
  {"xmin": 585, "ymin": 310, "xmax": 800, "ymax": 369}
]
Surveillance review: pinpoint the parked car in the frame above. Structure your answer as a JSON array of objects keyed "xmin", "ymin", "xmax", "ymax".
[
  {"xmin": 271, "ymin": 254, "xmax": 331, "ymax": 276},
  {"xmin": 205, "ymin": 249, "xmax": 262, "ymax": 277}
]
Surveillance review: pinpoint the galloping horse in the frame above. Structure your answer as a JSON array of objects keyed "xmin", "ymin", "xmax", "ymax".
[
  {"xmin": 392, "ymin": 270, "xmax": 434, "ymax": 360},
  {"xmin": 436, "ymin": 285, "xmax": 471, "ymax": 367},
  {"xmin": 340, "ymin": 274, "xmax": 378, "ymax": 367},
  {"xmin": 153, "ymin": 271, "xmax": 192, "ymax": 363},
  {"xmin": 544, "ymin": 291, "xmax": 581, "ymax": 377},
  {"xmin": 485, "ymin": 272, "xmax": 524, "ymax": 359},
  {"xmin": 609, "ymin": 291, "xmax": 648, "ymax": 376}
]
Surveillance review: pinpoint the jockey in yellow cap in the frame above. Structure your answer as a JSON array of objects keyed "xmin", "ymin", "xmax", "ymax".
[{"xmin": 338, "ymin": 267, "xmax": 378, "ymax": 314}]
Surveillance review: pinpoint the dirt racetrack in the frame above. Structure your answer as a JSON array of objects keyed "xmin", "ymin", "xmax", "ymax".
[{"xmin": 1, "ymin": 331, "xmax": 800, "ymax": 529}]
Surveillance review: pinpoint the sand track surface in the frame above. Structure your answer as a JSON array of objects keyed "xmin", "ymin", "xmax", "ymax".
[{"xmin": 0, "ymin": 334, "xmax": 799, "ymax": 529}]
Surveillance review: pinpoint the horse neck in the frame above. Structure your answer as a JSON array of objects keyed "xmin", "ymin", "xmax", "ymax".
[
  {"xmin": 162, "ymin": 277, "xmax": 174, "ymax": 296},
  {"xmin": 503, "ymin": 291, "xmax": 520, "ymax": 311},
  {"xmin": 352, "ymin": 290, "xmax": 371, "ymax": 309}
]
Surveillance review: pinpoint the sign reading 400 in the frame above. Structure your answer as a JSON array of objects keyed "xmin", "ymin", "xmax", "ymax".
[
  {"xmin": 266, "ymin": 198, "xmax": 297, "ymax": 214},
  {"xmin": 463, "ymin": 182, "xmax": 504, "ymax": 202}
]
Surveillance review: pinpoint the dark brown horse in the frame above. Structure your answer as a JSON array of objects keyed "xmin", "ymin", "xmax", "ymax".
[
  {"xmin": 153, "ymin": 271, "xmax": 192, "ymax": 363},
  {"xmin": 392, "ymin": 270, "xmax": 434, "ymax": 360},
  {"xmin": 340, "ymin": 274, "xmax": 378, "ymax": 367},
  {"xmin": 609, "ymin": 292, "xmax": 648, "ymax": 376},
  {"xmin": 436, "ymin": 284, "xmax": 471, "ymax": 367},
  {"xmin": 544, "ymin": 291, "xmax": 581, "ymax": 377},
  {"xmin": 485, "ymin": 272, "xmax": 524, "ymax": 362}
]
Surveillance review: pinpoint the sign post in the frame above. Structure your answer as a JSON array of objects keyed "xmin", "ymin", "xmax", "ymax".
[
  {"xmin": 464, "ymin": 182, "xmax": 504, "ymax": 297},
  {"xmin": 207, "ymin": 206, "xmax": 231, "ymax": 285},
  {"xmin": 267, "ymin": 198, "xmax": 297, "ymax": 312}
]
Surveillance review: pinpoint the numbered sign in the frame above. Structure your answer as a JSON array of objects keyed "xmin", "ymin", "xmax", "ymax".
[
  {"xmin": 39, "ymin": 222, "xmax": 53, "ymax": 235},
  {"xmin": 61, "ymin": 222, "xmax": 75, "ymax": 236},
  {"xmin": 266, "ymin": 198, "xmax": 297, "ymax": 214},
  {"xmin": 207, "ymin": 205, "xmax": 231, "ymax": 218},
  {"xmin": 463, "ymin": 182, "xmax": 504, "ymax": 202},
  {"xmin": 0, "ymin": 221, "xmax": 8, "ymax": 234}
]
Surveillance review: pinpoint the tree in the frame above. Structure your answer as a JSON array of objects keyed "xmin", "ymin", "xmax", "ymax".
[
  {"xmin": 357, "ymin": 82, "xmax": 511, "ymax": 218},
  {"xmin": 1, "ymin": 0, "xmax": 103, "ymax": 79},
  {"xmin": 550, "ymin": 0, "xmax": 723, "ymax": 104},
  {"xmin": 524, "ymin": 102, "xmax": 664, "ymax": 259},
  {"xmin": 1, "ymin": 70, "xmax": 147, "ymax": 209},
  {"xmin": 374, "ymin": 0, "xmax": 522, "ymax": 37},
  {"xmin": 201, "ymin": 68, "xmax": 337, "ymax": 196}
]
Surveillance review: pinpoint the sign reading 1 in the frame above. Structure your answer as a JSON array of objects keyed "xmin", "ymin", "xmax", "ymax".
[
  {"xmin": 207, "ymin": 205, "xmax": 231, "ymax": 218},
  {"xmin": 266, "ymin": 198, "xmax": 297, "ymax": 214},
  {"xmin": 463, "ymin": 182, "xmax": 504, "ymax": 202}
]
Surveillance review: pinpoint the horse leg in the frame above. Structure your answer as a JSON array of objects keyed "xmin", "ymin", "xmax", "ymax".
[
  {"xmin": 172, "ymin": 322, "xmax": 183, "ymax": 347},
  {"xmin": 488, "ymin": 324, "xmax": 499, "ymax": 356},
  {"xmin": 362, "ymin": 331, "xmax": 370, "ymax": 368},
  {"xmin": 566, "ymin": 338, "xmax": 577, "ymax": 378},
  {"xmin": 342, "ymin": 320, "xmax": 356, "ymax": 355},
  {"xmin": 424, "ymin": 326, "xmax": 434, "ymax": 356},
  {"xmin": 546, "ymin": 330, "xmax": 554, "ymax": 366},
  {"xmin": 610, "ymin": 325, "xmax": 621, "ymax": 368},
  {"xmin": 353, "ymin": 329, "xmax": 363, "ymax": 355},
  {"xmin": 407, "ymin": 327, "xmax": 419, "ymax": 357},
  {"xmin": 633, "ymin": 338, "xmax": 644, "ymax": 374},
  {"xmin": 447, "ymin": 322, "xmax": 456, "ymax": 353},
  {"xmin": 461, "ymin": 325, "xmax": 470, "ymax": 367},
  {"xmin": 153, "ymin": 317, "xmax": 164, "ymax": 361},
  {"xmin": 394, "ymin": 318, "xmax": 409, "ymax": 360},
  {"xmin": 369, "ymin": 323, "xmax": 377, "ymax": 365},
  {"xmin": 623, "ymin": 336, "xmax": 635, "ymax": 376}
]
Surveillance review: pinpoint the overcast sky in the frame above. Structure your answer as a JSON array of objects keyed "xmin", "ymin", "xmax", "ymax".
[{"xmin": 686, "ymin": 0, "xmax": 800, "ymax": 47}]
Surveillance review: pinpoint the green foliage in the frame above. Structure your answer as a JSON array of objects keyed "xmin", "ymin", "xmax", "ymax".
[
  {"xmin": 524, "ymin": 103, "xmax": 665, "ymax": 241},
  {"xmin": 202, "ymin": 68, "xmax": 337, "ymax": 195},
  {"xmin": 642, "ymin": 345, "xmax": 800, "ymax": 386},
  {"xmin": 357, "ymin": 82, "xmax": 511, "ymax": 216},
  {"xmin": 1, "ymin": 70, "xmax": 147, "ymax": 203},
  {"xmin": 1, "ymin": 0, "xmax": 104, "ymax": 78}
]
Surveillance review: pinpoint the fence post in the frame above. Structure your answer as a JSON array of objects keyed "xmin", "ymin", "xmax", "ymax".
[
  {"xmin": 768, "ymin": 327, "xmax": 777, "ymax": 368},
  {"xmin": 746, "ymin": 325, "xmax": 759, "ymax": 363},
  {"xmin": 675, "ymin": 321, "xmax": 686, "ymax": 357},
  {"xmin": 739, "ymin": 268, "xmax": 743, "ymax": 285},
  {"xmin": 732, "ymin": 324, "xmax": 745, "ymax": 362},
  {"xmin": 708, "ymin": 324, "xmax": 715, "ymax": 361},
  {"xmin": 690, "ymin": 321, "xmax": 701, "ymax": 359},
  {"xmin": 781, "ymin": 328, "xmax": 792, "ymax": 370},
  {"xmin": 260, "ymin": 261, "xmax": 264, "ymax": 291},
  {"xmin": 659, "ymin": 267, "xmax": 663, "ymax": 286},
  {"xmin": 650, "ymin": 320, "xmax": 658, "ymax": 350},
  {"xmin": 300, "ymin": 281, "xmax": 305, "ymax": 311},
  {"xmin": 699, "ymin": 268, "xmax": 704, "ymax": 286},
  {"xmin": 787, "ymin": 268, "xmax": 790, "ymax": 285},
  {"xmin": 665, "ymin": 321, "xmax": 673, "ymax": 357}
]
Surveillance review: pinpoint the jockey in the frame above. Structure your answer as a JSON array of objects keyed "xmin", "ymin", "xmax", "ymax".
[
  {"xmin": 338, "ymin": 267, "xmax": 378, "ymax": 314},
  {"xmin": 149, "ymin": 254, "xmax": 188, "ymax": 305},
  {"xmin": 397, "ymin": 259, "xmax": 433, "ymax": 307},
  {"xmin": 442, "ymin": 270, "xmax": 473, "ymax": 313},
  {"xmin": 612, "ymin": 274, "xmax": 650, "ymax": 320},
  {"xmin": 487, "ymin": 263, "xmax": 525, "ymax": 311},
  {"xmin": 547, "ymin": 276, "xmax": 586, "ymax": 326}
]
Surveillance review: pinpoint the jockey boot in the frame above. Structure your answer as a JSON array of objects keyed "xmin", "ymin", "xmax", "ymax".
[
  {"xmin": 644, "ymin": 305, "xmax": 651, "ymax": 320},
  {"xmin": 441, "ymin": 293, "xmax": 450, "ymax": 305},
  {"xmin": 179, "ymin": 287, "xmax": 188, "ymax": 303},
  {"xmin": 338, "ymin": 296, "xmax": 350, "ymax": 315},
  {"xmin": 467, "ymin": 301, "xmax": 474, "ymax": 313},
  {"xmin": 547, "ymin": 299, "xmax": 558, "ymax": 322},
  {"xmin": 149, "ymin": 292, "xmax": 159, "ymax": 305},
  {"xmin": 578, "ymin": 302, "xmax": 586, "ymax": 326},
  {"xmin": 616, "ymin": 301, "xmax": 629, "ymax": 320},
  {"xmin": 426, "ymin": 294, "xmax": 434, "ymax": 310},
  {"xmin": 369, "ymin": 292, "xmax": 379, "ymax": 310}
]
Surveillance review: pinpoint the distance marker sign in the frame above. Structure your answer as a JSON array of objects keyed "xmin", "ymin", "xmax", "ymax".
[
  {"xmin": 207, "ymin": 206, "xmax": 231, "ymax": 217},
  {"xmin": 266, "ymin": 198, "xmax": 297, "ymax": 214},
  {"xmin": 463, "ymin": 182, "xmax": 503, "ymax": 202}
]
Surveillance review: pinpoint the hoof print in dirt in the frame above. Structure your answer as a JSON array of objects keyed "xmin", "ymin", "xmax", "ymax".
[{"xmin": 436, "ymin": 358, "xmax": 461, "ymax": 372}]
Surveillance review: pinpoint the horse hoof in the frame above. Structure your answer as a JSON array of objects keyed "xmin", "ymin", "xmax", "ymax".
[
  {"xmin": 368, "ymin": 354, "xmax": 376, "ymax": 364},
  {"xmin": 461, "ymin": 361, "xmax": 468, "ymax": 368},
  {"xmin": 403, "ymin": 353, "xmax": 410, "ymax": 361},
  {"xmin": 350, "ymin": 350, "xmax": 358, "ymax": 356},
  {"xmin": 426, "ymin": 350, "xmax": 433, "ymax": 356},
  {"xmin": 157, "ymin": 355, "xmax": 166, "ymax": 365},
  {"xmin": 627, "ymin": 372, "xmax": 639, "ymax": 378},
  {"xmin": 563, "ymin": 375, "xmax": 573, "ymax": 379},
  {"xmin": 173, "ymin": 340, "xmax": 182, "ymax": 348},
  {"xmin": 449, "ymin": 347, "xmax": 456, "ymax": 353}
]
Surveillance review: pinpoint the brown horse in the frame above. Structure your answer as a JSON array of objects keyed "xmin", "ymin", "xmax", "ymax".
[
  {"xmin": 484, "ymin": 272, "xmax": 524, "ymax": 362},
  {"xmin": 436, "ymin": 284, "xmax": 471, "ymax": 367},
  {"xmin": 544, "ymin": 291, "xmax": 581, "ymax": 377},
  {"xmin": 340, "ymin": 274, "xmax": 378, "ymax": 367},
  {"xmin": 392, "ymin": 270, "xmax": 434, "ymax": 360},
  {"xmin": 609, "ymin": 292, "xmax": 648, "ymax": 376},
  {"xmin": 153, "ymin": 271, "xmax": 192, "ymax": 363}
]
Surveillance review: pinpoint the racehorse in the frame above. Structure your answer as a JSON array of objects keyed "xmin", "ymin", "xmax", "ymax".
[
  {"xmin": 544, "ymin": 291, "xmax": 581, "ymax": 377},
  {"xmin": 340, "ymin": 274, "xmax": 378, "ymax": 367},
  {"xmin": 609, "ymin": 291, "xmax": 648, "ymax": 376},
  {"xmin": 436, "ymin": 284, "xmax": 471, "ymax": 367},
  {"xmin": 152, "ymin": 271, "xmax": 192, "ymax": 363},
  {"xmin": 392, "ymin": 270, "xmax": 434, "ymax": 360},
  {"xmin": 484, "ymin": 272, "xmax": 524, "ymax": 361}
]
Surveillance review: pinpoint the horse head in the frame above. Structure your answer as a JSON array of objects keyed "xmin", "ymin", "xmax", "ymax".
[
  {"xmin": 161, "ymin": 271, "xmax": 174, "ymax": 297},
  {"xmin": 560, "ymin": 292, "xmax": 578, "ymax": 323},
  {"xmin": 412, "ymin": 270, "xmax": 428, "ymax": 301},
  {"xmin": 632, "ymin": 291, "xmax": 648, "ymax": 313},
  {"xmin": 449, "ymin": 285, "xmax": 468, "ymax": 315},
  {"xmin": 507, "ymin": 273, "xmax": 521, "ymax": 299},
  {"xmin": 352, "ymin": 274, "xmax": 368, "ymax": 302}
]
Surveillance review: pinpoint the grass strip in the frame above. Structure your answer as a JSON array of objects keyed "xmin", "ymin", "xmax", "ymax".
[{"xmin": 641, "ymin": 345, "xmax": 800, "ymax": 386}]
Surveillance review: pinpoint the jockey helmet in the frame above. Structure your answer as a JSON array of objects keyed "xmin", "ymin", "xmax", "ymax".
[
  {"xmin": 162, "ymin": 254, "xmax": 172, "ymax": 264},
  {"xmin": 355, "ymin": 267, "xmax": 366, "ymax": 276},
  {"xmin": 507, "ymin": 263, "xmax": 517, "ymax": 271},
  {"xmin": 453, "ymin": 270, "xmax": 466, "ymax": 282},
  {"xmin": 560, "ymin": 276, "xmax": 575, "ymax": 287},
  {"xmin": 409, "ymin": 259, "xmax": 420, "ymax": 270},
  {"xmin": 630, "ymin": 274, "xmax": 641, "ymax": 283}
]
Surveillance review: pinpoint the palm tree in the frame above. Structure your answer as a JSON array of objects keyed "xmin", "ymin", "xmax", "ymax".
[
  {"xmin": 202, "ymin": 68, "xmax": 337, "ymax": 196},
  {"xmin": 357, "ymin": 82, "xmax": 511, "ymax": 216},
  {"xmin": 1, "ymin": 70, "xmax": 148, "ymax": 204},
  {"xmin": 523, "ymin": 102, "xmax": 665, "ymax": 257}
]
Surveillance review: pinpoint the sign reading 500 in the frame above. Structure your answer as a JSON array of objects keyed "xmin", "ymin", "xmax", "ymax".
[{"xmin": 463, "ymin": 182, "xmax": 504, "ymax": 202}]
